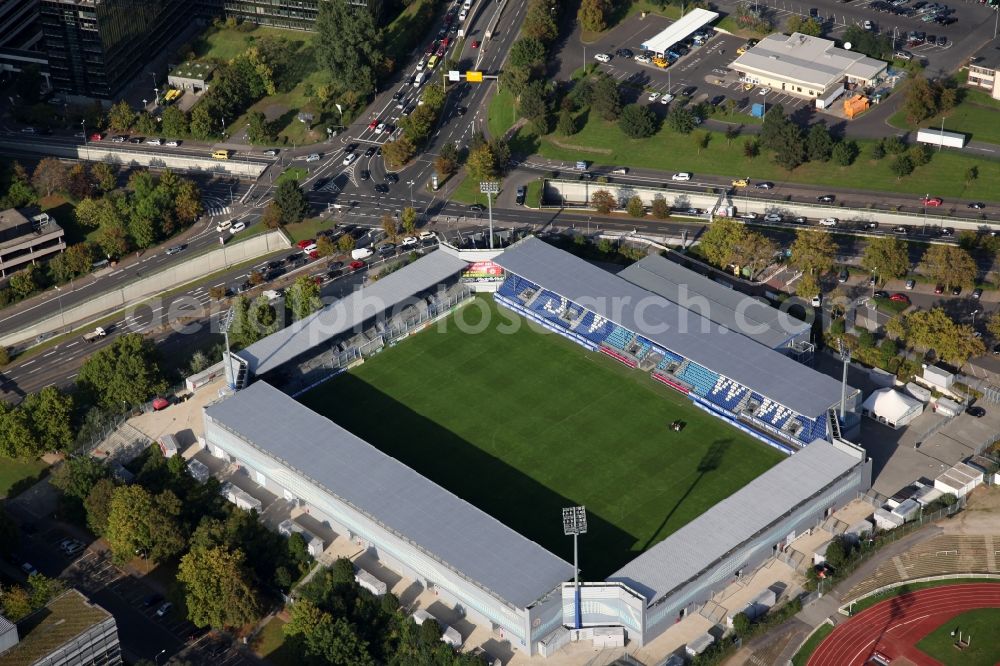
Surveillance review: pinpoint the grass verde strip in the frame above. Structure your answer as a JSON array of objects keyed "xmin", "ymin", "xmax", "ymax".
[
  {"xmin": 528, "ymin": 114, "xmax": 1000, "ymax": 201},
  {"xmin": 300, "ymin": 297, "xmax": 784, "ymax": 577}
]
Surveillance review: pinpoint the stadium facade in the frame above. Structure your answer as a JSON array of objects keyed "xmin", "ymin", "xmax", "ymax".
[{"xmin": 206, "ymin": 239, "xmax": 871, "ymax": 656}]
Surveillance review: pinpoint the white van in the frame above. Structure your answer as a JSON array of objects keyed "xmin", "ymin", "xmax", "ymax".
[
  {"xmin": 351, "ymin": 248, "xmax": 373, "ymax": 260},
  {"xmin": 216, "ymin": 219, "xmax": 232, "ymax": 232}
]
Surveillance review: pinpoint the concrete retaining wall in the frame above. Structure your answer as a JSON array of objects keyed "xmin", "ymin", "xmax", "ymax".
[
  {"xmin": 0, "ymin": 138, "xmax": 269, "ymax": 178},
  {"xmin": 543, "ymin": 179, "xmax": 998, "ymax": 233},
  {"xmin": 1, "ymin": 230, "xmax": 290, "ymax": 348}
]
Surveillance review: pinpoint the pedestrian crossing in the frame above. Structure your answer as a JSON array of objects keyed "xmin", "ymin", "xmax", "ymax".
[{"xmin": 206, "ymin": 205, "xmax": 231, "ymax": 217}]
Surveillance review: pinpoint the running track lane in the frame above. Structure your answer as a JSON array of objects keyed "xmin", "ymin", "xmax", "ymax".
[{"xmin": 808, "ymin": 583, "xmax": 1000, "ymax": 666}]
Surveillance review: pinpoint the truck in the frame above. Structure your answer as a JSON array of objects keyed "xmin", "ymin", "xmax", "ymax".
[
  {"xmin": 83, "ymin": 326, "xmax": 106, "ymax": 343},
  {"xmin": 413, "ymin": 71, "xmax": 425, "ymax": 87}
]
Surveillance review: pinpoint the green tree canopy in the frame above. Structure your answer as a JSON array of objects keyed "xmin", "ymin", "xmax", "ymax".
[
  {"xmin": 315, "ymin": 0, "xmax": 383, "ymax": 100},
  {"xmin": 919, "ymin": 244, "xmax": 977, "ymax": 289},
  {"xmin": 77, "ymin": 333, "xmax": 167, "ymax": 409},
  {"xmin": 105, "ymin": 485, "xmax": 186, "ymax": 563},
  {"xmin": 619, "ymin": 103, "xmax": 657, "ymax": 139},
  {"xmin": 861, "ymin": 236, "xmax": 910, "ymax": 280},
  {"xmin": 790, "ymin": 229, "xmax": 836, "ymax": 276},
  {"xmin": 178, "ymin": 545, "xmax": 263, "ymax": 629}
]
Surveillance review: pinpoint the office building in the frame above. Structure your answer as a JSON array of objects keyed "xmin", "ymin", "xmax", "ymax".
[
  {"xmin": 0, "ymin": 589, "xmax": 121, "ymax": 665},
  {"xmin": 221, "ymin": 0, "xmax": 386, "ymax": 30},
  {"xmin": 0, "ymin": 208, "xmax": 65, "ymax": 278},
  {"xmin": 38, "ymin": 0, "xmax": 189, "ymax": 99},
  {"xmin": 967, "ymin": 44, "xmax": 1000, "ymax": 100}
]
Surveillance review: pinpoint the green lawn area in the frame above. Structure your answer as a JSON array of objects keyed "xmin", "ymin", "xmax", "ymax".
[
  {"xmin": 535, "ymin": 112, "xmax": 1000, "ymax": 202},
  {"xmin": 185, "ymin": 25, "xmax": 305, "ymax": 63},
  {"xmin": 449, "ymin": 175, "xmax": 492, "ymax": 205},
  {"xmin": 524, "ymin": 179, "xmax": 544, "ymax": 208},
  {"xmin": 871, "ymin": 296, "xmax": 910, "ymax": 314},
  {"xmin": 792, "ymin": 624, "xmax": 834, "ymax": 666},
  {"xmin": 300, "ymin": 297, "xmax": 784, "ymax": 577},
  {"xmin": 283, "ymin": 217, "xmax": 335, "ymax": 244},
  {"xmin": 39, "ymin": 194, "xmax": 94, "ymax": 246},
  {"xmin": 275, "ymin": 167, "xmax": 308, "ymax": 185},
  {"xmin": 0, "ymin": 456, "xmax": 48, "ymax": 499},
  {"xmin": 488, "ymin": 88, "xmax": 518, "ymax": 140},
  {"xmin": 917, "ymin": 608, "xmax": 1000, "ymax": 666},
  {"xmin": 251, "ymin": 617, "xmax": 297, "ymax": 666}
]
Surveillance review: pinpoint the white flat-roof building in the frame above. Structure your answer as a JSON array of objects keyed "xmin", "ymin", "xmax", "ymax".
[
  {"xmin": 729, "ymin": 32, "xmax": 887, "ymax": 108},
  {"xmin": 640, "ymin": 8, "xmax": 719, "ymax": 56}
]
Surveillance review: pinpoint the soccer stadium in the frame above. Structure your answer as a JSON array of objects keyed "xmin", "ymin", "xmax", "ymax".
[{"xmin": 203, "ymin": 237, "xmax": 872, "ymax": 657}]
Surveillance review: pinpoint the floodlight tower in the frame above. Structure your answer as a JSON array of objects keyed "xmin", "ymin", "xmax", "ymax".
[
  {"xmin": 480, "ymin": 181, "xmax": 500, "ymax": 249},
  {"xmin": 838, "ymin": 338, "xmax": 851, "ymax": 421},
  {"xmin": 221, "ymin": 307, "xmax": 237, "ymax": 390},
  {"xmin": 562, "ymin": 506, "xmax": 587, "ymax": 629}
]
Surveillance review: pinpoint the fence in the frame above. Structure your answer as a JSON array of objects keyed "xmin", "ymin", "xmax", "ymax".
[{"xmin": 838, "ymin": 573, "xmax": 1000, "ymax": 615}]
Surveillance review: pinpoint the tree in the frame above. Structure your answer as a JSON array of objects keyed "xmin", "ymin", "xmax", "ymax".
[
  {"xmin": 870, "ymin": 141, "xmax": 886, "ymax": 160},
  {"xmin": 831, "ymin": 140, "xmax": 859, "ymax": 166},
  {"xmin": 467, "ymin": 141, "xmax": 498, "ymax": 181},
  {"xmin": 0, "ymin": 403, "xmax": 35, "ymax": 459},
  {"xmin": 90, "ymin": 162, "xmax": 117, "ymax": 193},
  {"xmin": 178, "ymin": 545, "xmax": 262, "ymax": 629},
  {"xmin": 578, "ymin": 0, "xmax": 609, "ymax": 32},
  {"xmin": 889, "ymin": 154, "xmax": 914, "ymax": 179},
  {"xmin": 161, "ymin": 106, "xmax": 189, "ymax": 138},
  {"xmin": 732, "ymin": 611, "xmax": 752, "ymax": 637},
  {"xmin": 666, "ymin": 105, "xmax": 695, "ymax": 134},
  {"xmin": 824, "ymin": 536, "xmax": 850, "ymax": 569},
  {"xmin": 4, "ymin": 162, "xmax": 37, "ymax": 208},
  {"xmin": 693, "ymin": 130, "xmax": 710, "ymax": 154},
  {"xmin": 891, "ymin": 308, "xmax": 985, "ymax": 367},
  {"xmin": 105, "ymin": 485, "xmax": 186, "ymax": 563},
  {"xmin": 508, "ymin": 37, "xmax": 547, "ymax": 75},
  {"xmin": 337, "ymin": 234, "xmax": 356, "ymax": 254},
  {"xmin": 908, "ymin": 143, "xmax": 931, "ymax": 167},
  {"xmin": 32, "ymin": 158, "xmax": 67, "ymax": 197},
  {"xmin": 246, "ymin": 111, "xmax": 273, "ymax": 144},
  {"xmin": 790, "ymin": 229, "xmax": 836, "ymax": 277},
  {"xmin": 743, "ymin": 138, "xmax": 760, "ymax": 159},
  {"xmin": 84, "ymin": 478, "xmax": 117, "ymax": 535},
  {"xmin": 725, "ymin": 124, "xmax": 741, "ymax": 147},
  {"xmin": 965, "ymin": 165, "xmax": 979, "ymax": 185},
  {"xmin": 174, "ymin": 178, "xmax": 204, "ymax": 225},
  {"xmin": 401, "ymin": 207, "xmax": 417, "ymax": 235},
  {"xmin": 273, "ymin": 179, "xmax": 309, "ymax": 225},
  {"xmin": 806, "ymin": 124, "xmax": 834, "ymax": 162},
  {"xmin": 77, "ymin": 333, "xmax": 167, "ymax": 409},
  {"xmin": 862, "ymin": 237, "xmax": 910, "ymax": 280},
  {"xmin": 381, "ymin": 213, "xmax": 399, "ymax": 243},
  {"xmin": 228, "ymin": 296, "xmax": 262, "ymax": 349},
  {"xmin": 522, "ymin": 0, "xmax": 558, "ymax": 42},
  {"xmin": 759, "ymin": 104, "xmax": 788, "ymax": 150},
  {"xmin": 262, "ymin": 203, "xmax": 283, "ymax": 229},
  {"xmin": 434, "ymin": 142, "xmax": 458, "ymax": 177},
  {"xmin": 316, "ymin": 236, "xmax": 335, "ymax": 258},
  {"xmin": 786, "ymin": 15, "xmax": 822, "ymax": 36},
  {"xmin": 8, "ymin": 266, "xmax": 39, "ymax": 299},
  {"xmin": 288, "ymin": 275, "xmax": 322, "ymax": 321},
  {"xmin": 518, "ymin": 80, "xmax": 549, "ymax": 135},
  {"xmin": 51, "ymin": 455, "xmax": 108, "ymax": 501},
  {"xmin": 97, "ymin": 217, "xmax": 130, "ymax": 258},
  {"xmin": 903, "ymin": 75, "xmax": 938, "ymax": 124},
  {"xmin": 618, "ymin": 103, "xmax": 657, "ymax": 139},
  {"xmin": 381, "ymin": 135, "xmax": 416, "ymax": 169},
  {"xmin": 699, "ymin": 218, "xmax": 746, "ymax": 269},
  {"xmin": 590, "ymin": 77, "xmax": 621, "ymax": 121},
  {"xmin": 651, "ymin": 196, "xmax": 669, "ymax": 219},
  {"xmin": 626, "ymin": 196, "xmax": 645, "ymax": 218},
  {"xmin": 22, "ymin": 386, "xmax": 74, "ymax": 452},
  {"xmin": 66, "ymin": 163, "xmax": 95, "ymax": 200},
  {"xmin": 314, "ymin": 0, "xmax": 383, "ymax": 100},
  {"xmin": 920, "ymin": 244, "xmax": 977, "ymax": 289},
  {"xmin": 732, "ymin": 230, "xmax": 778, "ymax": 279},
  {"xmin": 189, "ymin": 103, "xmax": 216, "ymax": 140},
  {"xmin": 591, "ymin": 189, "xmax": 616, "ymax": 214},
  {"xmin": 557, "ymin": 108, "xmax": 577, "ymax": 136},
  {"xmin": 772, "ymin": 122, "xmax": 806, "ymax": 170},
  {"xmin": 284, "ymin": 598, "xmax": 375, "ymax": 665},
  {"xmin": 988, "ymin": 312, "xmax": 1000, "ymax": 341},
  {"xmin": 107, "ymin": 100, "xmax": 136, "ymax": 133},
  {"xmin": 134, "ymin": 112, "xmax": 158, "ymax": 136},
  {"xmin": 0, "ymin": 347, "xmax": 9, "ymax": 367}
]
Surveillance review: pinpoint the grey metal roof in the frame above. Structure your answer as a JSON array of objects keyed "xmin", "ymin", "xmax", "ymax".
[
  {"xmin": 730, "ymin": 32, "xmax": 886, "ymax": 88},
  {"xmin": 607, "ymin": 441, "xmax": 860, "ymax": 603},
  {"xmin": 618, "ymin": 255, "xmax": 809, "ymax": 350},
  {"xmin": 494, "ymin": 238, "xmax": 847, "ymax": 417},
  {"xmin": 204, "ymin": 381, "xmax": 574, "ymax": 609},
  {"xmin": 237, "ymin": 250, "xmax": 468, "ymax": 375}
]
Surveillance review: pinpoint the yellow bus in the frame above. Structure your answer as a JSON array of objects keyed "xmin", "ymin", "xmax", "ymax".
[{"xmin": 212, "ymin": 149, "xmax": 229, "ymax": 160}]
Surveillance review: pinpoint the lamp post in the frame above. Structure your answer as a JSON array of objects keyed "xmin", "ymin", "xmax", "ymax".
[
  {"xmin": 480, "ymin": 181, "xmax": 500, "ymax": 249},
  {"xmin": 407, "ymin": 179, "xmax": 415, "ymax": 207},
  {"xmin": 81, "ymin": 119, "xmax": 88, "ymax": 161},
  {"xmin": 562, "ymin": 506, "xmax": 587, "ymax": 630},
  {"xmin": 871, "ymin": 266, "xmax": 877, "ymax": 299},
  {"xmin": 154, "ymin": 649, "xmax": 167, "ymax": 666}
]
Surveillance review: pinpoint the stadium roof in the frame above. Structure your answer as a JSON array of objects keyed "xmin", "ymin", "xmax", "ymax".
[
  {"xmin": 730, "ymin": 33, "xmax": 886, "ymax": 89},
  {"xmin": 640, "ymin": 8, "xmax": 719, "ymax": 55},
  {"xmin": 618, "ymin": 254, "xmax": 809, "ymax": 350},
  {"xmin": 494, "ymin": 238, "xmax": 848, "ymax": 417},
  {"xmin": 607, "ymin": 441, "xmax": 860, "ymax": 603},
  {"xmin": 236, "ymin": 250, "xmax": 468, "ymax": 376},
  {"xmin": 204, "ymin": 381, "xmax": 574, "ymax": 609}
]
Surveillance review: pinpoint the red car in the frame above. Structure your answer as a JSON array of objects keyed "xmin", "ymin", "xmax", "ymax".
[
  {"xmin": 471, "ymin": 40, "xmax": 480, "ymax": 48},
  {"xmin": 349, "ymin": 260, "xmax": 365, "ymax": 271},
  {"xmin": 368, "ymin": 119, "xmax": 378, "ymax": 130},
  {"xmin": 152, "ymin": 397, "xmax": 170, "ymax": 411},
  {"xmin": 297, "ymin": 239, "xmax": 315, "ymax": 249},
  {"xmin": 308, "ymin": 250, "xmax": 320, "ymax": 260},
  {"xmin": 934, "ymin": 284, "xmax": 944, "ymax": 294},
  {"xmin": 921, "ymin": 197, "xmax": 943, "ymax": 207},
  {"xmin": 889, "ymin": 293, "xmax": 910, "ymax": 304},
  {"xmin": 89, "ymin": 132, "xmax": 103, "ymax": 141}
]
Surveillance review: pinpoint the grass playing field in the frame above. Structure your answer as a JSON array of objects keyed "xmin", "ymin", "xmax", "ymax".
[
  {"xmin": 301, "ymin": 297, "xmax": 785, "ymax": 577},
  {"xmin": 916, "ymin": 608, "xmax": 1000, "ymax": 666}
]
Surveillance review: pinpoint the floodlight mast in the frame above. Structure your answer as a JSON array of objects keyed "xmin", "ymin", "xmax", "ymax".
[
  {"xmin": 480, "ymin": 181, "xmax": 500, "ymax": 249},
  {"xmin": 221, "ymin": 307, "xmax": 237, "ymax": 390},
  {"xmin": 838, "ymin": 338, "xmax": 851, "ymax": 421},
  {"xmin": 562, "ymin": 506, "xmax": 587, "ymax": 629}
]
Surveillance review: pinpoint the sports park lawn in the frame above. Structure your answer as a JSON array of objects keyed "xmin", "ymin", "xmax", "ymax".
[
  {"xmin": 0, "ymin": 456, "xmax": 48, "ymax": 499},
  {"xmin": 302, "ymin": 297, "xmax": 784, "ymax": 577},
  {"xmin": 916, "ymin": 608, "xmax": 1000, "ymax": 666},
  {"xmin": 532, "ymin": 113, "xmax": 1000, "ymax": 202}
]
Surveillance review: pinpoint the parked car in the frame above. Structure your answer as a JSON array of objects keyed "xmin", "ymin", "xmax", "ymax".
[
  {"xmin": 966, "ymin": 405, "xmax": 986, "ymax": 418},
  {"xmin": 973, "ymin": 288, "xmax": 983, "ymax": 299},
  {"xmin": 402, "ymin": 236, "xmax": 419, "ymax": 246},
  {"xmin": 764, "ymin": 213, "xmax": 783, "ymax": 222},
  {"xmin": 874, "ymin": 290, "xmax": 889, "ymax": 299},
  {"xmin": 951, "ymin": 285, "xmax": 962, "ymax": 295},
  {"xmin": 515, "ymin": 186, "xmax": 526, "ymax": 205},
  {"xmin": 594, "ymin": 53, "xmax": 611, "ymax": 63},
  {"xmin": 672, "ymin": 172, "xmax": 692, "ymax": 181},
  {"xmin": 921, "ymin": 196, "xmax": 943, "ymax": 206},
  {"xmin": 889, "ymin": 293, "xmax": 911, "ymax": 304},
  {"xmin": 155, "ymin": 602, "xmax": 173, "ymax": 618},
  {"xmin": 905, "ymin": 279, "xmax": 916, "ymax": 290},
  {"xmin": 968, "ymin": 202, "xmax": 986, "ymax": 209},
  {"xmin": 934, "ymin": 284, "xmax": 945, "ymax": 294},
  {"xmin": 142, "ymin": 594, "xmax": 164, "ymax": 608},
  {"xmin": 838, "ymin": 269, "xmax": 849, "ymax": 283}
]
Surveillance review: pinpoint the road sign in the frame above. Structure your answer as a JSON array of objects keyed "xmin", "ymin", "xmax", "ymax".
[
  {"xmin": 466, "ymin": 71, "xmax": 483, "ymax": 83},
  {"xmin": 448, "ymin": 70, "xmax": 461, "ymax": 82}
]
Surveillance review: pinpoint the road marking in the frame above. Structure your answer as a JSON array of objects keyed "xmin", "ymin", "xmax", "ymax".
[
  {"xmin": 21, "ymin": 359, "xmax": 35, "ymax": 366},
  {"xmin": 43, "ymin": 350, "xmax": 58, "ymax": 357},
  {"xmin": 152, "ymin": 306, "xmax": 163, "ymax": 313},
  {"xmin": 66, "ymin": 341, "xmax": 79, "ymax": 347}
]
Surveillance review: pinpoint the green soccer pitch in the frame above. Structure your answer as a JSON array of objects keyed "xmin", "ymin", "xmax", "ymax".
[{"xmin": 300, "ymin": 297, "xmax": 785, "ymax": 577}]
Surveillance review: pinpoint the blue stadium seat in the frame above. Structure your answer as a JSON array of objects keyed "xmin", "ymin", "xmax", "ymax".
[
  {"xmin": 606, "ymin": 326, "xmax": 633, "ymax": 351},
  {"xmin": 656, "ymin": 349, "xmax": 685, "ymax": 370},
  {"xmin": 677, "ymin": 362, "xmax": 720, "ymax": 397}
]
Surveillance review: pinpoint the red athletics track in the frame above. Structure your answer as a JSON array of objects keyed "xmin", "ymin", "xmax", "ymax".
[{"xmin": 808, "ymin": 583, "xmax": 1000, "ymax": 666}]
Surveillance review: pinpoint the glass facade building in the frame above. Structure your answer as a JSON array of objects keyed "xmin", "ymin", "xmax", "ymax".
[
  {"xmin": 38, "ymin": 0, "xmax": 190, "ymax": 98},
  {"xmin": 221, "ymin": 0, "xmax": 386, "ymax": 30}
]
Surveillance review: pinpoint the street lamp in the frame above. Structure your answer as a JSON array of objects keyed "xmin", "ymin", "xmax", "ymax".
[
  {"xmin": 479, "ymin": 181, "xmax": 500, "ymax": 250},
  {"xmin": 407, "ymin": 179, "xmax": 415, "ymax": 207},
  {"xmin": 154, "ymin": 649, "xmax": 167, "ymax": 665},
  {"xmin": 562, "ymin": 506, "xmax": 587, "ymax": 630},
  {"xmin": 871, "ymin": 266, "xmax": 877, "ymax": 299}
]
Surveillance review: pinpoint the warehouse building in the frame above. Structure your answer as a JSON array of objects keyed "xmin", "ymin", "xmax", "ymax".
[{"xmin": 730, "ymin": 32, "xmax": 887, "ymax": 108}]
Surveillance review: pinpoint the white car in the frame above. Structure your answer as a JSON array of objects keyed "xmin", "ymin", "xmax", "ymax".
[
  {"xmin": 375, "ymin": 123, "xmax": 387, "ymax": 134},
  {"xmin": 145, "ymin": 138, "xmax": 162, "ymax": 145},
  {"xmin": 764, "ymin": 213, "xmax": 783, "ymax": 222},
  {"xmin": 165, "ymin": 139, "xmax": 179, "ymax": 147},
  {"xmin": 594, "ymin": 53, "xmax": 611, "ymax": 63},
  {"xmin": 229, "ymin": 221, "xmax": 247, "ymax": 234},
  {"xmin": 342, "ymin": 152, "xmax": 357, "ymax": 166},
  {"xmin": 671, "ymin": 172, "xmax": 692, "ymax": 181},
  {"xmin": 648, "ymin": 91, "xmax": 661, "ymax": 102},
  {"xmin": 306, "ymin": 153, "xmax": 321, "ymax": 162},
  {"xmin": 215, "ymin": 220, "xmax": 232, "ymax": 232},
  {"xmin": 635, "ymin": 54, "xmax": 651, "ymax": 64},
  {"xmin": 459, "ymin": 9, "xmax": 467, "ymax": 20},
  {"xmin": 419, "ymin": 230, "xmax": 436, "ymax": 240},
  {"xmin": 811, "ymin": 295, "xmax": 822, "ymax": 307},
  {"xmin": 402, "ymin": 236, "xmax": 418, "ymax": 246},
  {"xmin": 303, "ymin": 242, "xmax": 317, "ymax": 253},
  {"xmin": 660, "ymin": 93, "xmax": 675, "ymax": 104},
  {"xmin": 758, "ymin": 88, "xmax": 771, "ymax": 95},
  {"xmin": 819, "ymin": 217, "xmax": 838, "ymax": 226}
]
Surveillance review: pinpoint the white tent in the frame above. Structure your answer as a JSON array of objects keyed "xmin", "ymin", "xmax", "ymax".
[{"xmin": 862, "ymin": 388, "xmax": 923, "ymax": 429}]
